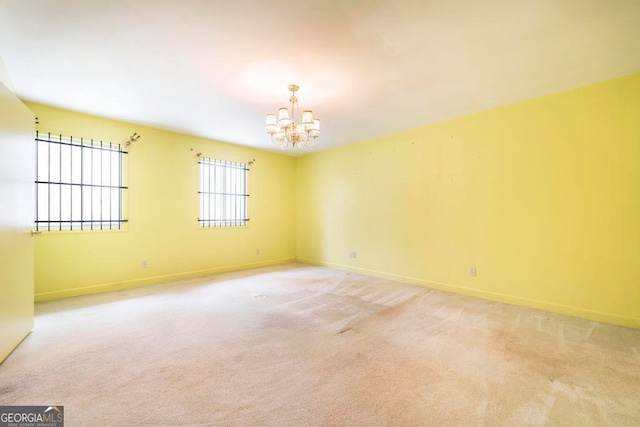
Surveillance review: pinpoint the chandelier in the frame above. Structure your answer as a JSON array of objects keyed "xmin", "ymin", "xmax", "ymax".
[{"xmin": 265, "ymin": 84, "xmax": 320, "ymax": 148}]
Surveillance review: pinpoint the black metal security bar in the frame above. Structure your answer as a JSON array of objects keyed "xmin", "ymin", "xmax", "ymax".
[
  {"xmin": 198, "ymin": 157, "xmax": 249, "ymax": 227},
  {"xmin": 35, "ymin": 131, "xmax": 128, "ymax": 231}
]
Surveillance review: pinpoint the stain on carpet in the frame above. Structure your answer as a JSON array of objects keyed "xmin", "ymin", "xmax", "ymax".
[{"xmin": 335, "ymin": 328, "xmax": 359, "ymax": 336}]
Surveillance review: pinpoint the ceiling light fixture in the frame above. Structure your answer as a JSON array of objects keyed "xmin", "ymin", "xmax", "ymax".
[{"xmin": 265, "ymin": 84, "xmax": 320, "ymax": 149}]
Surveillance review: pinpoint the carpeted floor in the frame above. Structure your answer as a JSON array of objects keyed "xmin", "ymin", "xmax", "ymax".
[{"xmin": 1, "ymin": 263, "xmax": 639, "ymax": 426}]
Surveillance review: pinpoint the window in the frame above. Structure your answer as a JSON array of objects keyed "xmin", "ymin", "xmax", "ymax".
[
  {"xmin": 35, "ymin": 131, "xmax": 128, "ymax": 231},
  {"xmin": 198, "ymin": 157, "xmax": 249, "ymax": 227}
]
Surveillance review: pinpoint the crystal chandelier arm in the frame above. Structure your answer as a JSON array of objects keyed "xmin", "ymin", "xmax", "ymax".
[{"xmin": 270, "ymin": 131, "xmax": 285, "ymax": 146}]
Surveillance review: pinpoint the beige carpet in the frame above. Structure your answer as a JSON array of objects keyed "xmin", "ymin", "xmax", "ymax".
[{"xmin": 1, "ymin": 263, "xmax": 639, "ymax": 426}]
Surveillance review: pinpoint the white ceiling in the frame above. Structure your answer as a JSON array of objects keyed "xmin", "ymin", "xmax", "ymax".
[{"xmin": 1, "ymin": 0, "xmax": 639, "ymax": 156}]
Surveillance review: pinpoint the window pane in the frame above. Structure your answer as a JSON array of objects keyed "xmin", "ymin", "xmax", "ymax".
[
  {"xmin": 71, "ymin": 145, "xmax": 82, "ymax": 184},
  {"xmin": 37, "ymin": 141, "xmax": 49, "ymax": 182},
  {"xmin": 50, "ymin": 143, "xmax": 60, "ymax": 183}
]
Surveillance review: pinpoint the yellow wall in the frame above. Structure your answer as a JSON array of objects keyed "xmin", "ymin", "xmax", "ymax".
[
  {"xmin": 296, "ymin": 72, "xmax": 640, "ymax": 329},
  {"xmin": 27, "ymin": 103, "xmax": 296, "ymax": 301},
  {"xmin": 0, "ymin": 80, "xmax": 35, "ymax": 362}
]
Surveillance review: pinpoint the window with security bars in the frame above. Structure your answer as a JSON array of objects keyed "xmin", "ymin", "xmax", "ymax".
[
  {"xmin": 35, "ymin": 131, "xmax": 128, "ymax": 231},
  {"xmin": 198, "ymin": 157, "xmax": 249, "ymax": 227}
]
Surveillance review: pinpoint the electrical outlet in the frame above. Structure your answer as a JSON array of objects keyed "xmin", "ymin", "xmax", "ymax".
[
  {"xmin": 142, "ymin": 260, "xmax": 149, "ymax": 268},
  {"xmin": 349, "ymin": 251, "xmax": 357, "ymax": 259},
  {"xmin": 469, "ymin": 266, "xmax": 476, "ymax": 276},
  {"xmin": 255, "ymin": 248, "xmax": 260, "ymax": 255}
]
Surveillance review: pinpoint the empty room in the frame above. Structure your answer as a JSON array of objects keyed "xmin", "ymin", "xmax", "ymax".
[{"xmin": 1, "ymin": 1, "xmax": 639, "ymax": 425}]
